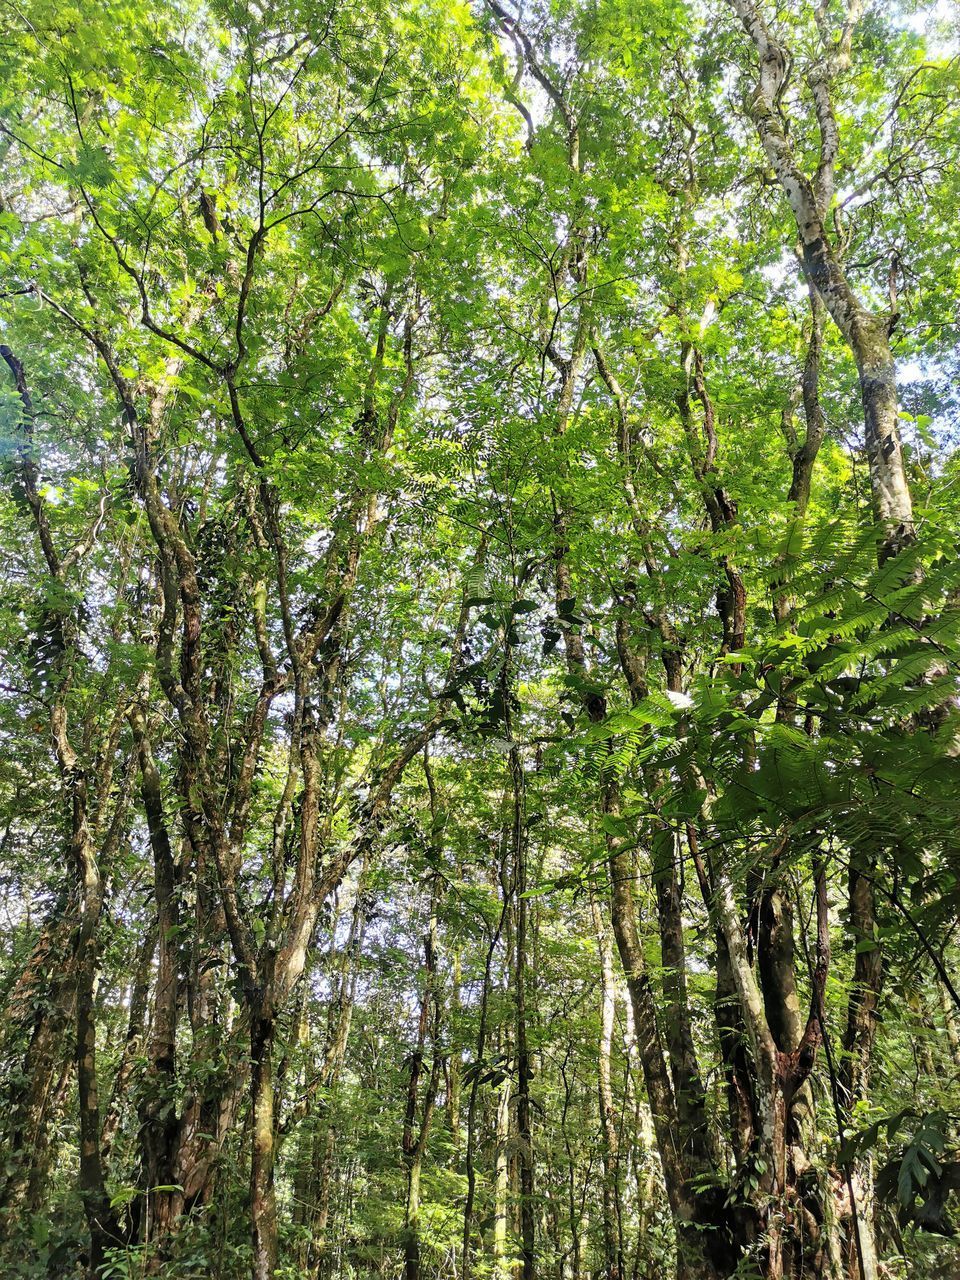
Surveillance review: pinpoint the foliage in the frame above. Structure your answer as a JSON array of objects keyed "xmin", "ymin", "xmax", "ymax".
[{"xmin": 1, "ymin": 0, "xmax": 959, "ymax": 1279}]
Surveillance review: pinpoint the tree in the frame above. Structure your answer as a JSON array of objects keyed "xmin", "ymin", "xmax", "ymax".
[{"xmin": 1, "ymin": 1, "xmax": 959, "ymax": 1278}]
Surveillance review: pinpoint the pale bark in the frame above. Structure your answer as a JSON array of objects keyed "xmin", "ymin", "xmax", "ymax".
[
  {"xmin": 493, "ymin": 1074, "xmax": 513, "ymax": 1280},
  {"xmin": 591, "ymin": 899, "xmax": 625, "ymax": 1280},
  {"xmin": 726, "ymin": 0, "xmax": 915, "ymax": 558}
]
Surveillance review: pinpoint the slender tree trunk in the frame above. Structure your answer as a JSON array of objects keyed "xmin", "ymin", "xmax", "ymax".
[
  {"xmin": 250, "ymin": 1004, "xmax": 278, "ymax": 1280},
  {"xmin": 561, "ymin": 1059, "xmax": 580, "ymax": 1280},
  {"xmin": 608, "ymin": 836, "xmax": 732, "ymax": 1279},
  {"xmin": 591, "ymin": 899, "xmax": 624, "ymax": 1280},
  {"xmin": 308, "ymin": 1125, "xmax": 337, "ymax": 1279},
  {"xmin": 652, "ymin": 829, "xmax": 711, "ymax": 1164},
  {"xmin": 460, "ymin": 925, "xmax": 496, "ymax": 1280},
  {"xmin": 493, "ymin": 1073, "xmax": 513, "ymax": 1280},
  {"xmin": 0, "ymin": 900, "xmax": 79, "ymax": 1233},
  {"xmin": 1, "ymin": 342, "xmax": 125, "ymax": 1271},
  {"xmin": 510, "ymin": 744, "xmax": 536, "ymax": 1280},
  {"xmin": 402, "ymin": 891, "xmax": 442, "ymax": 1280},
  {"xmin": 76, "ymin": 876, "xmax": 124, "ymax": 1273},
  {"xmin": 70, "ymin": 765, "xmax": 127, "ymax": 1276},
  {"xmin": 461, "ymin": 760, "xmax": 511, "ymax": 1280},
  {"xmin": 292, "ymin": 883, "xmax": 364, "ymax": 1276},
  {"xmin": 839, "ymin": 868, "xmax": 882, "ymax": 1280},
  {"xmin": 131, "ymin": 706, "xmax": 184, "ymax": 1249},
  {"xmin": 101, "ymin": 922, "xmax": 156, "ymax": 1160},
  {"xmin": 448, "ymin": 948, "xmax": 463, "ymax": 1158},
  {"xmin": 404, "ymin": 1158, "xmax": 423, "ymax": 1280}
]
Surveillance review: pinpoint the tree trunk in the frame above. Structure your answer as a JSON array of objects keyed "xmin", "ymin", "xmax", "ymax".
[
  {"xmin": 493, "ymin": 1073, "xmax": 513, "ymax": 1280},
  {"xmin": 71, "ymin": 770, "xmax": 126, "ymax": 1275},
  {"xmin": 250, "ymin": 1006, "xmax": 278, "ymax": 1280},
  {"xmin": 726, "ymin": 0, "xmax": 915, "ymax": 559},
  {"xmin": 101, "ymin": 923, "xmax": 156, "ymax": 1161},
  {"xmin": 447, "ymin": 948, "xmax": 463, "ymax": 1158},
  {"xmin": 402, "ymin": 893, "xmax": 442, "ymax": 1280},
  {"xmin": 512, "ymin": 745, "xmax": 536, "ymax": 1280},
  {"xmin": 839, "ymin": 867, "xmax": 883, "ymax": 1280},
  {"xmin": 0, "ymin": 901, "xmax": 79, "ymax": 1233},
  {"xmin": 608, "ymin": 836, "xmax": 728, "ymax": 1279},
  {"xmin": 591, "ymin": 899, "xmax": 625, "ymax": 1280},
  {"xmin": 131, "ymin": 706, "xmax": 183, "ymax": 1249},
  {"xmin": 652, "ymin": 829, "xmax": 711, "ymax": 1166}
]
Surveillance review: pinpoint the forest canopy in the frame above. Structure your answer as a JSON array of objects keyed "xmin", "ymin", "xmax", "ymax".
[{"xmin": 1, "ymin": 1, "xmax": 960, "ymax": 1278}]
